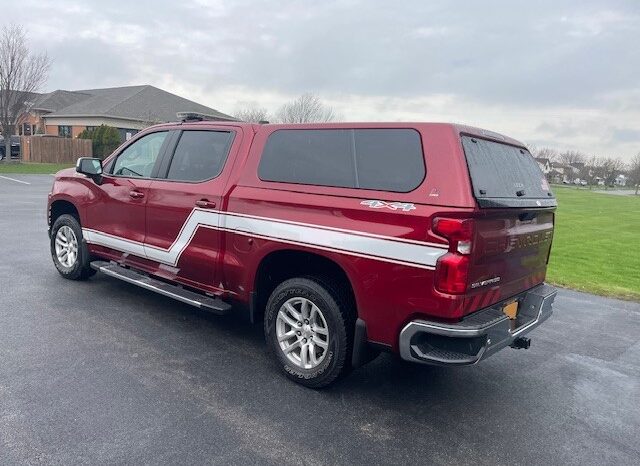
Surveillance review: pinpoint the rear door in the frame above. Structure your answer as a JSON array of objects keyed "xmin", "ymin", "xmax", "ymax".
[
  {"xmin": 143, "ymin": 127, "xmax": 238, "ymax": 292},
  {"xmin": 460, "ymin": 135, "xmax": 556, "ymax": 312}
]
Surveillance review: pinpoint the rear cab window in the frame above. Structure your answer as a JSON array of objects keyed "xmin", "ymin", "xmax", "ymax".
[
  {"xmin": 258, "ymin": 128, "xmax": 425, "ymax": 192},
  {"xmin": 164, "ymin": 130, "xmax": 234, "ymax": 182},
  {"xmin": 461, "ymin": 136, "xmax": 557, "ymax": 208}
]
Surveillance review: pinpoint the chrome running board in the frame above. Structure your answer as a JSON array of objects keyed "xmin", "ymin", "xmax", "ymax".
[{"xmin": 90, "ymin": 261, "xmax": 231, "ymax": 314}]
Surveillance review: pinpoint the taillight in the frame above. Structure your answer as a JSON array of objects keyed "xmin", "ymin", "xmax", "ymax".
[
  {"xmin": 433, "ymin": 218, "xmax": 473, "ymax": 255},
  {"xmin": 434, "ymin": 253, "xmax": 470, "ymax": 294},
  {"xmin": 432, "ymin": 217, "xmax": 474, "ymax": 294}
]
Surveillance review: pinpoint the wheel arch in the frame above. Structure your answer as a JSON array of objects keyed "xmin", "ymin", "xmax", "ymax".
[
  {"xmin": 252, "ymin": 248, "xmax": 358, "ymax": 321},
  {"xmin": 49, "ymin": 199, "xmax": 81, "ymax": 228}
]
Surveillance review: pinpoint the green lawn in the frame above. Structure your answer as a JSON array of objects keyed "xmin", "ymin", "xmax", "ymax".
[
  {"xmin": 0, "ymin": 162, "xmax": 74, "ymax": 174},
  {"xmin": 547, "ymin": 186, "xmax": 640, "ymax": 301}
]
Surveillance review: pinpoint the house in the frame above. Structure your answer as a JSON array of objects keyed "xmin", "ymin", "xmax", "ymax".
[
  {"xmin": 547, "ymin": 169, "xmax": 564, "ymax": 184},
  {"xmin": 615, "ymin": 174, "xmax": 627, "ymax": 187},
  {"xmin": 550, "ymin": 162, "xmax": 568, "ymax": 183},
  {"xmin": 550, "ymin": 162, "xmax": 580, "ymax": 184},
  {"xmin": 535, "ymin": 157, "xmax": 551, "ymax": 174},
  {"xmin": 18, "ymin": 85, "xmax": 235, "ymax": 142}
]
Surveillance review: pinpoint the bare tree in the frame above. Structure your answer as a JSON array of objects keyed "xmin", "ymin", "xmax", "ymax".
[
  {"xmin": 600, "ymin": 157, "xmax": 625, "ymax": 189},
  {"xmin": 275, "ymin": 93, "xmax": 336, "ymax": 123},
  {"xmin": 234, "ymin": 105, "xmax": 270, "ymax": 123},
  {"xmin": 583, "ymin": 155, "xmax": 602, "ymax": 188},
  {"xmin": 0, "ymin": 24, "xmax": 50, "ymax": 163},
  {"xmin": 628, "ymin": 153, "xmax": 640, "ymax": 195},
  {"xmin": 529, "ymin": 145, "xmax": 558, "ymax": 161},
  {"xmin": 558, "ymin": 150, "xmax": 586, "ymax": 165}
]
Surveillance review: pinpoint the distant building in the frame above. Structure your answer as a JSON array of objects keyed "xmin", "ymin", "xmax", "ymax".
[
  {"xmin": 549, "ymin": 162, "xmax": 579, "ymax": 183},
  {"xmin": 615, "ymin": 174, "xmax": 627, "ymax": 186},
  {"xmin": 535, "ymin": 157, "xmax": 551, "ymax": 174},
  {"xmin": 18, "ymin": 85, "xmax": 235, "ymax": 142},
  {"xmin": 547, "ymin": 169, "xmax": 564, "ymax": 184}
]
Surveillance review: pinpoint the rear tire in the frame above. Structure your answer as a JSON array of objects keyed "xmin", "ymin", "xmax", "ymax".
[
  {"xmin": 50, "ymin": 214, "xmax": 95, "ymax": 280},
  {"xmin": 264, "ymin": 277, "xmax": 354, "ymax": 388}
]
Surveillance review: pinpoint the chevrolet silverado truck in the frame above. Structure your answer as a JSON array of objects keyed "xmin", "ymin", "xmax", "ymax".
[{"xmin": 48, "ymin": 116, "xmax": 557, "ymax": 387}]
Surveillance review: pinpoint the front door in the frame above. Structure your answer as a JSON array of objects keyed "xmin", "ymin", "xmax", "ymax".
[
  {"xmin": 143, "ymin": 128, "xmax": 238, "ymax": 292},
  {"xmin": 83, "ymin": 130, "xmax": 170, "ymax": 260}
]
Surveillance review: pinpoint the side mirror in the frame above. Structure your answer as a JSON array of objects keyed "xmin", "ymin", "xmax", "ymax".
[{"xmin": 76, "ymin": 157, "xmax": 103, "ymax": 183}]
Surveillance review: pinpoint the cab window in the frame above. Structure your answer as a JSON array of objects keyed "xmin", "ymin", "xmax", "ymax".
[
  {"xmin": 111, "ymin": 131, "xmax": 168, "ymax": 178},
  {"xmin": 165, "ymin": 130, "xmax": 234, "ymax": 182}
]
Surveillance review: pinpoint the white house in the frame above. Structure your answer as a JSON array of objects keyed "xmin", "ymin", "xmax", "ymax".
[
  {"xmin": 550, "ymin": 162, "xmax": 579, "ymax": 183},
  {"xmin": 535, "ymin": 158, "xmax": 551, "ymax": 174}
]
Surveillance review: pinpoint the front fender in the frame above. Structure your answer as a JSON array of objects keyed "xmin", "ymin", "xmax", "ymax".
[{"xmin": 48, "ymin": 171, "xmax": 94, "ymax": 228}]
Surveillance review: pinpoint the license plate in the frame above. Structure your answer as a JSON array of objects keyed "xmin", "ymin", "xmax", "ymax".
[{"xmin": 503, "ymin": 301, "xmax": 519, "ymax": 320}]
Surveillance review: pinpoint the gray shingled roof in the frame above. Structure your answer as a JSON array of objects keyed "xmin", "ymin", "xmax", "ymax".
[
  {"xmin": 43, "ymin": 85, "xmax": 234, "ymax": 122},
  {"xmin": 31, "ymin": 90, "xmax": 91, "ymax": 112}
]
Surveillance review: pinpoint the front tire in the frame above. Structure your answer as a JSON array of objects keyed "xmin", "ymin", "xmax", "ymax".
[
  {"xmin": 264, "ymin": 277, "xmax": 353, "ymax": 388},
  {"xmin": 50, "ymin": 214, "xmax": 95, "ymax": 280}
]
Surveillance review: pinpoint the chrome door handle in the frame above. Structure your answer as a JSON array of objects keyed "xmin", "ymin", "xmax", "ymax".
[
  {"xmin": 195, "ymin": 199, "xmax": 216, "ymax": 209},
  {"xmin": 129, "ymin": 190, "xmax": 144, "ymax": 199}
]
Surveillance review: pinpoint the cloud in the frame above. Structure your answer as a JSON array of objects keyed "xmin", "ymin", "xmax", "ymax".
[
  {"xmin": 5, "ymin": 0, "xmax": 640, "ymax": 161},
  {"xmin": 557, "ymin": 9, "xmax": 639, "ymax": 37},
  {"xmin": 610, "ymin": 128, "xmax": 640, "ymax": 143}
]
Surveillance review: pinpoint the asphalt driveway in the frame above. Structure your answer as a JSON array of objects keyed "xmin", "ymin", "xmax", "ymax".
[{"xmin": 1, "ymin": 174, "xmax": 639, "ymax": 465}]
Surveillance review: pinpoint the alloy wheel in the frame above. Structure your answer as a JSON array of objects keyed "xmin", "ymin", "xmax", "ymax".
[
  {"xmin": 55, "ymin": 225, "xmax": 79, "ymax": 268},
  {"xmin": 276, "ymin": 297, "xmax": 329, "ymax": 369}
]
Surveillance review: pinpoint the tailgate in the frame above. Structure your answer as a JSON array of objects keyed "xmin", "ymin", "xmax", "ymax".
[{"xmin": 464, "ymin": 209, "xmax": 554, "ymax": 313}]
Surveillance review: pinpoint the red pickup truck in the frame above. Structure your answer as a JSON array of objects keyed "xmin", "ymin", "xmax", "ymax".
[{"xmin": 48, "ymin": 118, "xmax": 557, "ymax": 387}]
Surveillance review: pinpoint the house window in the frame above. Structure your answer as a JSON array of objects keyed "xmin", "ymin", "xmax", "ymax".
[
  {"xmin": 21, "ymin": 124, "xmax": 33, "ymax": 136},
  {"xmin": 117, "ymin": 128, "xmax": 139, "ymax": 142},
  {"xmin": 58, "ymin": 126, "xmax": 72, "ymax": 138}
]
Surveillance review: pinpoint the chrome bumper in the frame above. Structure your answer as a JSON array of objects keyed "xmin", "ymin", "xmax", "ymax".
[{"xmin": 399, "ymin": 283, "xmax": 557, "ymax": 365}]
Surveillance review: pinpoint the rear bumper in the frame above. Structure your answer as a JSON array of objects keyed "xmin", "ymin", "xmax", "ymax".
[{"xmin": 399, "ymin": 283, "xmax": 557, "ymax": 365}]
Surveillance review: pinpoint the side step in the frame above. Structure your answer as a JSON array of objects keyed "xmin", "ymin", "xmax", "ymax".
[{"xmin": 90, "ymin": 261, "xmax": 231, "ymax": 314}]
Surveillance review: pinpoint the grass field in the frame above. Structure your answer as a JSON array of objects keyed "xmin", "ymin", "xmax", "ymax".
[
  {"xmin": 0, "ymin": 162, "xmax": 74, "ymax": 174},
  {"xmin": 548, "ymin": 186, "xmax": 640, "ymax": 301}
]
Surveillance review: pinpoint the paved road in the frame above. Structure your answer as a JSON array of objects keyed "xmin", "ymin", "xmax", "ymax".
[
  {"xmin": 592, "ymin": 189, "xmax": 638, "ymax": 196},
  {"xmin": 1, "ymin": 174, "xmax": 639, "ymax": 465}
]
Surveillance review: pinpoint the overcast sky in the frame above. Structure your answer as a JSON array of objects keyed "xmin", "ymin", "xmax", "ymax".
[{"xmin": 6, "ymin": 0, "xmax": 639, "ymax": 161}]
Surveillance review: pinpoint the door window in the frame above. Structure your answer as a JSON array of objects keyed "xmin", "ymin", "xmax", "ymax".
[
  {"xmin": 165, "ymin": 130, "xmax": 234, "ymax": 182},
  {"xmin": 111, "ymin": 131, "xmax": 168, "ymax": 178}
]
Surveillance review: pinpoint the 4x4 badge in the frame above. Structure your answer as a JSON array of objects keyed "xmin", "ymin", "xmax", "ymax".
[{"xmin": 360, "ymin": 200, "xmax": 416, "ymax": 212}]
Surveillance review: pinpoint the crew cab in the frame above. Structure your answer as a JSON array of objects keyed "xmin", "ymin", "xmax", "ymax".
[{"xmin": 48, "ymin": 117, "xmax": 557, "ymax": 387}]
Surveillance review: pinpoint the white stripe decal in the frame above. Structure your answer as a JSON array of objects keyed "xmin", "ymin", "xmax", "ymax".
[
  {"xmin": 83, "ymin": 209, "xmax": 447, "ymax": 270},
  {"xmin": 83, "ymin": 229, "xmax": 147, "ymax": 258}
]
